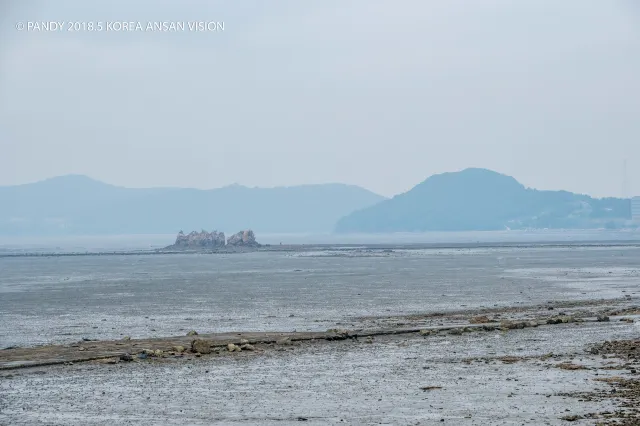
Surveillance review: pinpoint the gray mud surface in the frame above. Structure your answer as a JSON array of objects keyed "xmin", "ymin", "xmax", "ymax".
[
  {"xmin": 2, "ymin": 245, "xmax": 640, "ymax": 348},
  {"xmin": 1, "ymin": 244, "xmax": 640, "ymax": 425},
  {"xmin": 1, "ymin": 314, "xmax": 639, "ymax": 425}
]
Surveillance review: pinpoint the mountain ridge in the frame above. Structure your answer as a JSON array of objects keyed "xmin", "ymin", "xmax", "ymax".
[
  {"xmin": 335, "ymin": 168, "xmax": 632, "ymax": 233},
  {"xmin": 0, "ymin": 175, "xmax": 386, "ymax": 236}
]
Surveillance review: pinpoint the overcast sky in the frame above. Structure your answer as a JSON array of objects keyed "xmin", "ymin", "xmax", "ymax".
[{"xmin": 1, "ymin": 0, "xmax": 639, "ymax": 197}]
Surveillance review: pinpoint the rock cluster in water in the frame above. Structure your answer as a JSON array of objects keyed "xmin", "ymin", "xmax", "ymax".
[
  {"xmin": 172, "ymin": 230, "xmax": 226, "ymax": 249},
  {"xmin": 166, "ymin": 229, "xmax": 260, "ymax": 250},
  {"xmin": 226, "ymin": 230, "xmax": 259, "ymax": 247}
]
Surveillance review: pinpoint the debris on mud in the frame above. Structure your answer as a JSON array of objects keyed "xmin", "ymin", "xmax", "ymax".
[
  {"xmin": 555, "ymin": 363, "xmax": 588, "ymax": 371},
  {"xmin": 276, "ymin": 337, "xmax": 294, "ymax": 346},
  {"xmin": 561, "ymin": 340, "xmax": 640, "ymax": 425},
  {"xmin": 325, "ymin": 329, "xmax": 354, "ymax": 340},
  {"xmin": 420, "ymin": 386, "xmax": 443, "ymax": 391},
  {"xmin": 191, "ymin": 339, "xmax": 212, "ymax": 354},
  {"xmin": 498, "ymin": 356, "xmax": 525, "ymax": 364},
  {"xmin": 2, "ymin": 299, "xmax": 638, "ymax": 373},
  {"xmin": 500, "ymin": 320, "xmax": 528, "ymax": 330},
  {"xmin": 589, "ymin": 340, "xmax": 640, "ymax": 358},
  {"xmin": 469, "ymin": 315, "xmax": 495, "ymax": 324}
]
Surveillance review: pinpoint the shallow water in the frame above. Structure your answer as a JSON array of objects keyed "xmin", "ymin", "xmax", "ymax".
[{"xmin": 1, "ymin": 246, "xmax": 640, "ymax": 348}]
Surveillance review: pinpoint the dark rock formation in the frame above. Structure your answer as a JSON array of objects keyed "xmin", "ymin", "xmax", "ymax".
[
  {"xmin": 226, "ymin": 230, "xmax": 260, "ymax": 247},
  {"xmin": 169, "ymin": 230, "xmax": 226, "ymax": 249}
]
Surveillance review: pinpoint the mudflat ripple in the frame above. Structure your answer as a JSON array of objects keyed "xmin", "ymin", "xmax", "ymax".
[{"xmin": 1, "ymin": 246, "xmax": 640, "ymax": 348}]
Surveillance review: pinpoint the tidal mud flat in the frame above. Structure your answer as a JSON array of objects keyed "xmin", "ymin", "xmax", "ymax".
[
  {"xmin": 1, "ymin": 244, "xmax": 640, "ymax": 424},
  {"xmin": 1, "ymin": 299, "xmax": 639, "ymax": 425},
  {"xmin": 2, "ymin": 244, "xmax": 640, "ymax": 348}
]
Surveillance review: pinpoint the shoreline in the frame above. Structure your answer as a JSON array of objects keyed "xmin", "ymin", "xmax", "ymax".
[
  {"xmin": 3, "ymin": 297, "xmax": 637, "ymax": 370},
  {"xmin": 2, "ymin": 239, "xmax": 640, "ymax": 258}
]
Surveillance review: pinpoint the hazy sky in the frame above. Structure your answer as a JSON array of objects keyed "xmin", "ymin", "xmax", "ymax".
[{"xmin": 1, "ymin": 0, "xmax": 639, "ymax": 197}]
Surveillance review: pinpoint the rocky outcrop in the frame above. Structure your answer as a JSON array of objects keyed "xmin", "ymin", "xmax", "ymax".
[
  {"xmin": 168, "ymin": 230, "xmax": 226, "ymax": 249},
  {"xmin": 226, "ymin": 230, "xmax": 260, "ymax": 247},
  {"xmin": 164, "ymin": 229, "xmax": 260, "ymax": 250}
]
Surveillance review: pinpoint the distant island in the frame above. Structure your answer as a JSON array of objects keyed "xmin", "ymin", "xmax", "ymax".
[
  {"xmin": 335, "ymin": 168, "xmax": 634, "ymax": 233},
  {"xmin": 0, "ymin": 175, "xmax": 384, "ymax": 236},
  {"xmin": 1, "ymin": 169, "xmax": 637, "ymax": 237},
  {"xmin": 164, "ymin": 229, "xmax": 261, "ymax": 251}
]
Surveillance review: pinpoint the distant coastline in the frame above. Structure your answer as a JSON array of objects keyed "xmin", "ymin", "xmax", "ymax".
[
  {"xmin": 0, "ymin": 175, "xmax": 384, "ymax": 237},
  {"xmin": 3, "ymin": 228, "xmax": 640, "ymax": 254},
  {"xmin": 2, "ymin": 169, "xmax": 638, "ymax": 238},
  {"xmin": 3, "ymin": 238, "xmax": 640, "ymax": 259}
]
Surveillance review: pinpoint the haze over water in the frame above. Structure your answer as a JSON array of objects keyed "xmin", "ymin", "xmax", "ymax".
[{"xmin": 1, "ymin": 230, "xmax": 640, "ymax": 253}]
